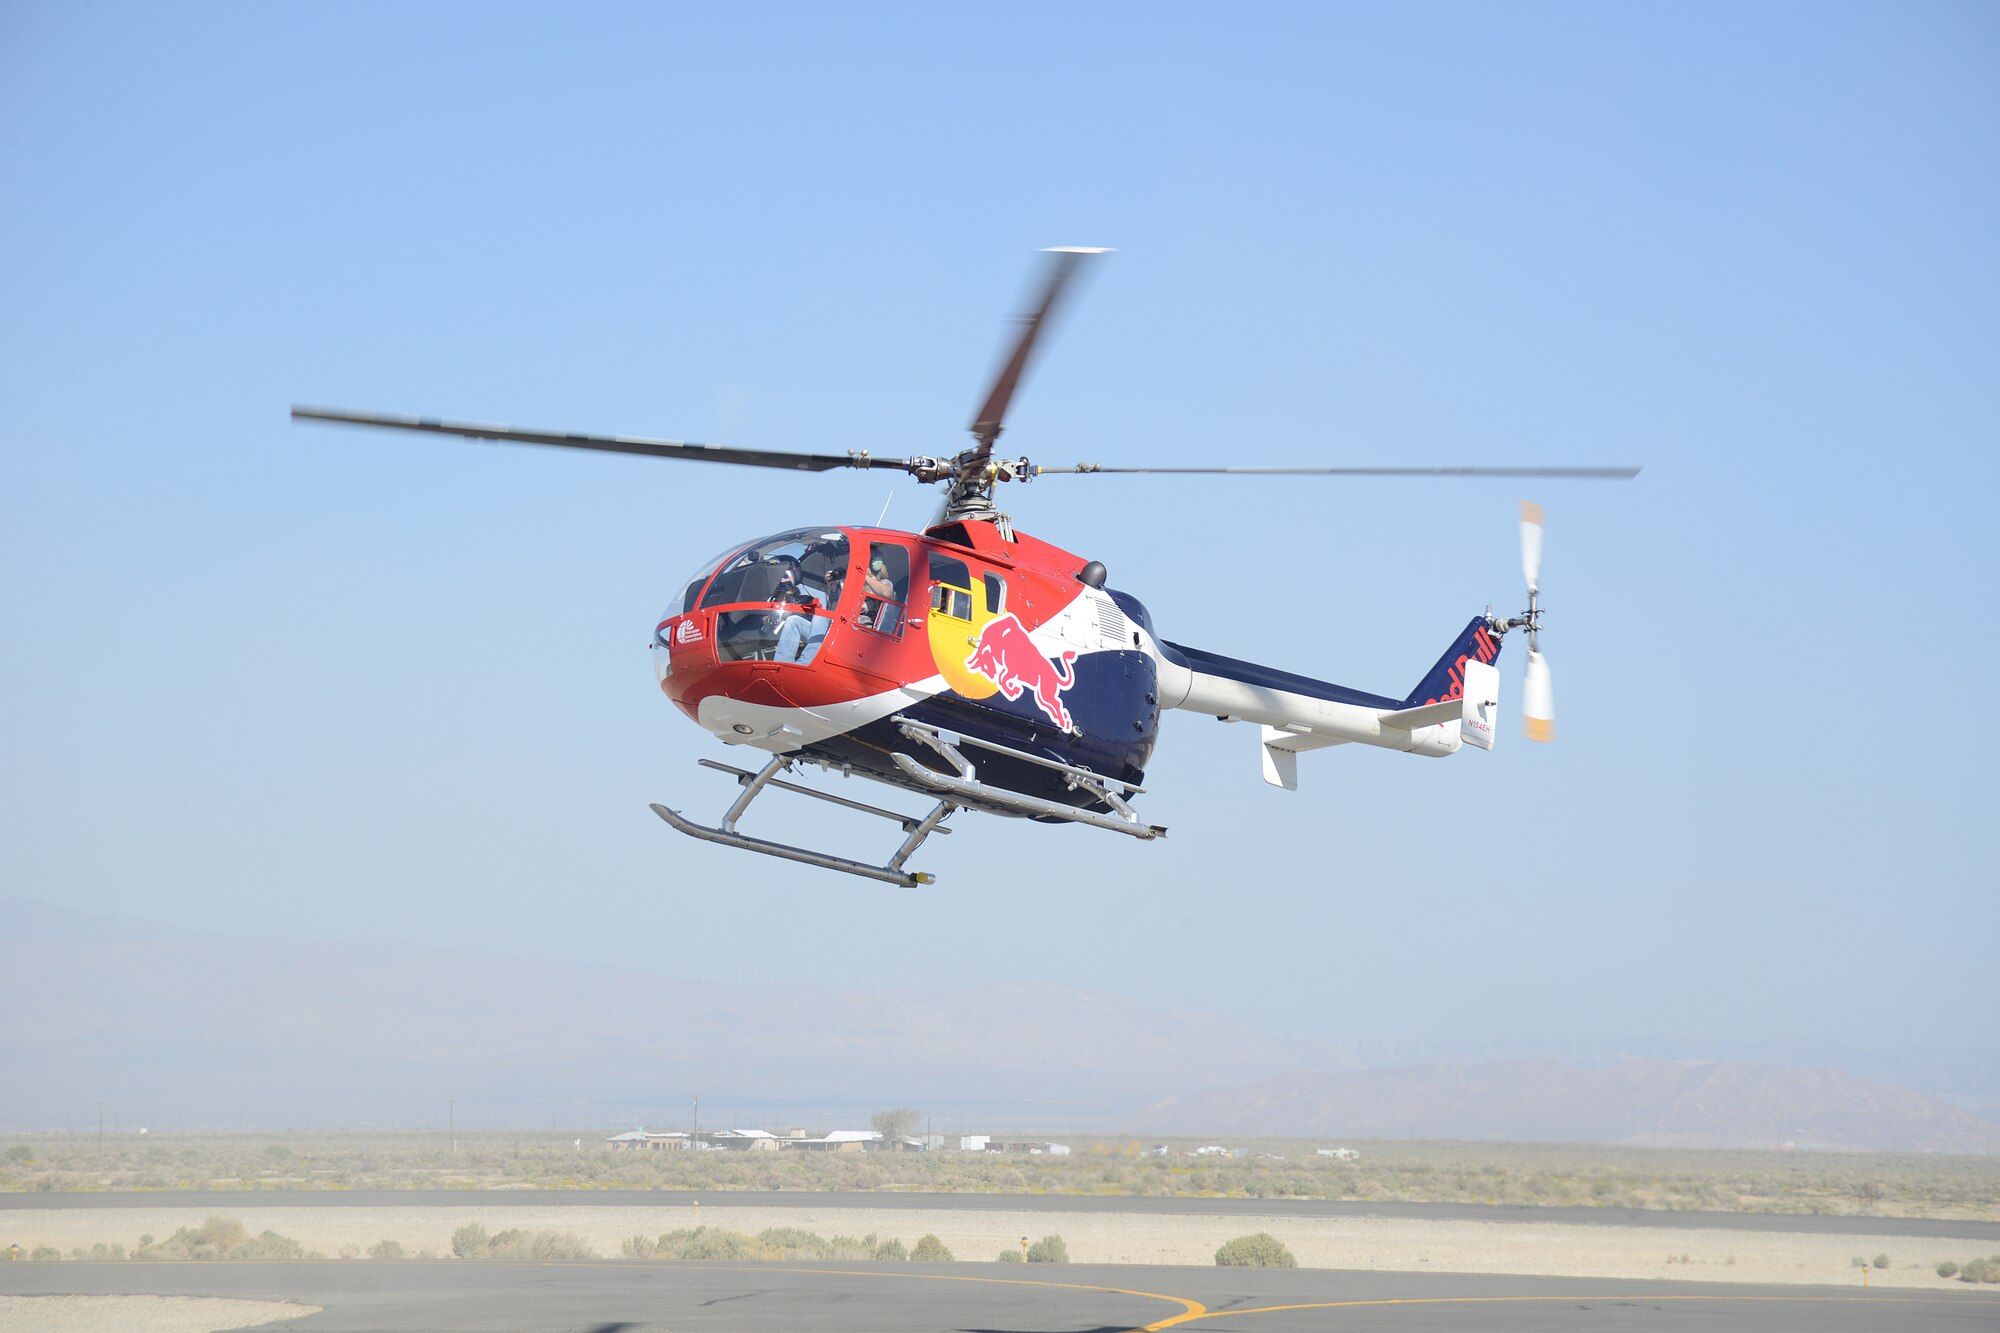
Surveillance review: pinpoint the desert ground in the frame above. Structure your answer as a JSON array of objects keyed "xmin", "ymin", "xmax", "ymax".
[{"xmin": 7, "ymin": 1201, "xmax": 1997, "ymax": 1293}]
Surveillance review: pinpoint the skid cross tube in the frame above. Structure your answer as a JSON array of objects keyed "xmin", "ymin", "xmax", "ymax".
[
  {"xmin": 651, "ymin": 755, "xmax": 954, "ymax": 887},
  {"xmin": 893, "ymin": 718, "xmax": 1146, "ymax": 797},
  {"xmin": 891, "ymin": 723, "xmax": 1164, "ymax": 840}
]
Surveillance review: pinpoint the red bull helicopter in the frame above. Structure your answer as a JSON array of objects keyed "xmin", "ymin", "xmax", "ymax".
[{"xmin": 294, "ymin": 249, "xmax": 1637, "ymax": 886}]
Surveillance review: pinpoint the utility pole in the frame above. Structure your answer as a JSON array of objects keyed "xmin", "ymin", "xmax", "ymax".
[{"xmin": 692, "ymin": 1094, "xmax": 699, "ymax": 1150}]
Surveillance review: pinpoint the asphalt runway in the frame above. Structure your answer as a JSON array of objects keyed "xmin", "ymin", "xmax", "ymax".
[
  {"xmin": 10, "ymin": 1190, "xmax": 1998, "ymax": 1240},
  {"xmin": 3, "ymin": 1260, "xmax": 1994, "ymax": 1332}
]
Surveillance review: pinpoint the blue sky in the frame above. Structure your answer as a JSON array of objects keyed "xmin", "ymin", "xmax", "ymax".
[{"xmin": 3, "ymin": 3, "xmax": 1995, "ymax": 1076}]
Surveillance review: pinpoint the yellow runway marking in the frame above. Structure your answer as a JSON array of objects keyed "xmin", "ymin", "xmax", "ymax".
[
  {"xmin": 74, "ymin": 1260, "xmax": 1980, "ymax": 1331},
  {"xmin": 1139, "ymin": 1292, "xmax": 1970, "ymax": 1329},
  {"xmin": 762, "ymin": 1264, "xmax": 1206, "ymax": 1324}
]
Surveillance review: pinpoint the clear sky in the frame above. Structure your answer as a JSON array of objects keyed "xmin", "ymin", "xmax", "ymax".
[{"xmin": 3, "ymin": 3, "xmax": 1994, "ymax": 1074}]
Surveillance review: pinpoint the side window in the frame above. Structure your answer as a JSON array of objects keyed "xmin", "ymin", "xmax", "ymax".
[
  {"xmin": 929, "ymin": 553, "xmax": 973, "ymax": 621},
  {"xmin": 859, "ymin": 543, "xmax": 910, "ymax": 638},
  {"xmin": 982, "ymin": 572, "xmax": 1006, "ymax": 616}
]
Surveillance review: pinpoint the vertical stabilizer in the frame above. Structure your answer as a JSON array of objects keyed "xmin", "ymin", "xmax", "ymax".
[{"xmin": 1403, "ymin": 617, "xmax": 1504, "ymax": 709}]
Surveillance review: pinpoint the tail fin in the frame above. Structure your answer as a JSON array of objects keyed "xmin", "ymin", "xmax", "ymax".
[{"xmin": 1403, "ymin": 616, "xmax": 1503, "ymax": 709}]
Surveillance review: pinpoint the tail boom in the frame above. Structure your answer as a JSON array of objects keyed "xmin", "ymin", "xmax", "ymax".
[{"xmin": 1154, "ymin": 617, "xmax": 1504, "ymax": 775}]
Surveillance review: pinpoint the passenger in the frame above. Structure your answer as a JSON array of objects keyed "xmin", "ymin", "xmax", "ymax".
[{"xmin": 860, "ymin": 556, "xmax": 900, "ymax": 633}]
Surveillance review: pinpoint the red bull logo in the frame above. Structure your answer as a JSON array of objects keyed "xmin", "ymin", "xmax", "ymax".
[
  {"xmin": 964, "ymin": 612, "xmax": 1078, "ymax": 732},
  {"xmin": 1424, "ymin": 622, "xmax": 1499, "ymax": 707}
]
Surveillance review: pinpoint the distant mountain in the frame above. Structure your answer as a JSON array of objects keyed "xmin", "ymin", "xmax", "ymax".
[
  {"xmin": 0, "ymin": 899, "xmax": 1349, "ymax": 1131},
  {"xmin": 1135, "ymin": 1057, "xmax": 2000, "ymax": 1153},
  {"xmin": 1311, "ymin": 1034, "xmax": 2000, "ymax": 1120}
]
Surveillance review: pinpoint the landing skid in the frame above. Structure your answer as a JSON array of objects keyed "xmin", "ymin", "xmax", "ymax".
[
  {"xmin": 652, "ymin": 729, "xmax": 1165, "ymax": 886},
  {"xmin": 651, "ymin": 757, "xmax": 955, "ymax": 887}
]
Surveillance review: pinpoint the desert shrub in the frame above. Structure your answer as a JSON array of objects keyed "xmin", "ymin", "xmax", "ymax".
[
  {"xmin": 758, "ymin": 1227, "xmax": 833, "ymax": 1260},
  {"xmin": 1215, "ymin": 1233, "xmax": 1297, "ymax": 1268},
  {"xmin": 1849, "ymin": 1255, "xmax": 1866, "ymax": 1268},
  {"xmin": 199, "ymin": 1216, "xmax": 247, "ymax": 1253},
  {"xmin": 621, "ymin": 1234, "xmax": 658, "ymax": 1259},
  {"xmin": 240, "ymin": 1230, "xmax": 303, "ymax": 1260},
  {"xmin": 480, "ymin": 1229, "xmax": 532, "ymax": 1260},
  {"xmin": 825, "ymin": 1234, "xmax": 877, "ymax": 1261},
  {"xmin": 31, "ymin": 1245, "xmax": 59, "ymax": 1261},
  {"xmin": 1026, "ymin": 1234, "xmax": 1069, "ymax": 1264},
  {"xmin": 653, "ymin": 1226, "xmax": 770, "ymax": 1261},
  {"xmin": 451, "ymin": 1223, "xmax": 489, "ymax": 1258},
  {"xmin": 997, "ymin": 1248, "xmax": 1022, "ymax": 1262},
  {"xmin": 471, "ymin": 1228, "xmax": 597, "ymax": 1261},
  {"xmin": 1959, "ymin": 1257, "xmax": 1989, "ymax": 1283},
  {"xmin": 6, "ymin": 1146, "xmax": 33, "ymax": 1162},
  {"xmin": 1872, "ymin": 1253, "xmax": 1889, "ymax": 1270},
  {"xmin": 873, "ymin": 1237, "xmax": 908, "ymax": 1261},
  {"xmin": 138, "ymin": 1215, "xmax": 278, "ymax": 1260},
  {"xmin": 530, "ymin": 1231, "xmax": 595, "ymax": 1261},
  {"xmin": 1936, "ymin": 1260, "xmax": 1958, "ymax": 1278},
  {"xmin": 910, "ymin": 1234, "xmax": 953, "ymax": 1262},
  {"xmin": 368, "ymin": 1239, "xmax": 405, "ymax": 1260}
]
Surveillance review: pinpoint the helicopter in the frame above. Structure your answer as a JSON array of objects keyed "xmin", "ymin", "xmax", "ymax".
[{"xmin": 293, "ymin": 248, "xmax": 1637, "ymax": 886}]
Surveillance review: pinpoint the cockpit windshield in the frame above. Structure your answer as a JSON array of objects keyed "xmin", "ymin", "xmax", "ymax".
[
  {"xmin": 673, "ymin": 544, "xmax": 747, "ymax": 617},
  {"xmin": 688, "ymin": 528, "xmax": 852, "ymax": 665},
  {"xmin": 699, "ymin": 529, "xmax": 849, "ymax": 611}
]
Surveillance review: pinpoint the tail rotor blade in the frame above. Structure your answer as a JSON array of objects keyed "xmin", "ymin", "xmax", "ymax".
[
  {"xmin": 1523, "ymin": 648, "xmax": 1555, "ymax": 743},
  {"xmin": 1519, "ymin": 500, "xmax": 1544, "ymax": 597}
]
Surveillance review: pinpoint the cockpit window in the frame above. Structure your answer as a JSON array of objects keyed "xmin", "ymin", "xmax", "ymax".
[
  {"xmin": 675, "ymin": 545, "xmax": 746, "ymax": 616},
  {"xmin": 685, "ymin": 529, "xmax": 852, "ymax": 666},
  {"xmin": 699, "ymin": 529, "xmax": 850, "ymax": 612}
]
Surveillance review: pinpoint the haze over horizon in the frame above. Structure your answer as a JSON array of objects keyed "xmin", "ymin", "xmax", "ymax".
[
  {"xmin": 6, "ymin": 895, "xmax": 1995, "ymax": 1143},
  {"xmin": 3, "ymin": 3, "xmax": 1993, "ymax": 1126}
]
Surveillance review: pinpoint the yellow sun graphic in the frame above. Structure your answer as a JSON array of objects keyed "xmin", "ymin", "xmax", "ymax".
[{"xmin": 929, "ymin": 578, "xmax": 999, "ymax": 699}]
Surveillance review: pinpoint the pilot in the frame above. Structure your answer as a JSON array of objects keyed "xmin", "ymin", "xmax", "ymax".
[{"xmin": 771, "ymin": 557, "xmax": 822, "ymax": 663}]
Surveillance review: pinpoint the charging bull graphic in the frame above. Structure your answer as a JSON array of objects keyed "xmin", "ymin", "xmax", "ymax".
[{"xmin": 965, "ymin": 612, "xmax": 1079, "ymax": 732}]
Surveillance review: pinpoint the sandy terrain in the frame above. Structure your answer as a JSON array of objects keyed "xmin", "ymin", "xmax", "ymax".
[
  {"xmin": 0, "ymin": 1295, "xmax": 317, "ymax": 1332},
  {"xmin": 7, "ymin": 1203, "xmax": 1998, "ymax": 1294}
]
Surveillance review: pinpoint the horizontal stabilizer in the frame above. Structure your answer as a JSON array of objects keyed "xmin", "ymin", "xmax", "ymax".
[
  {"xmin": 1260, "ymin": 725, "xmax": 1346, "ymax": 789},
  {"xmin": 1380, "ymin": 657, "xmax": 1500, "ymax": 751},
  {"xmin": 1379, "ymin": 699, "xmax": 1463, "ymax": 730}
]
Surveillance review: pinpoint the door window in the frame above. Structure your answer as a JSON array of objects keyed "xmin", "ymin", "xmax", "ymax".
[
  {"xmin": 929, "ymin": 553, "xmax": 974, "ymax": 621},
  {"xmin": 858, "ymin": 543, "xmax": 910, "ymax": 638}
]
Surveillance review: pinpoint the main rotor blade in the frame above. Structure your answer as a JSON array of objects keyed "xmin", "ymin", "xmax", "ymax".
[
  {"xmin": 291, "ymin": 407, "xmax": 910, "ymax": 473},
  {"xmin": 1520, "ymin": 499, "xmax": 1545, "ymax": 596},
  {"xmin": 967, "ymin": 247, "xmax": 1110, "ymax": 455},
  {"xmin": 1032, "ymin": 463, "xmax": 1642, "ymax": 478}
]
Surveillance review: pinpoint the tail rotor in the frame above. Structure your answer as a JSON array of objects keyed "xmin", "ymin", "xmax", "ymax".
[{"xmin": 1502, "ymin": 501, "xmax": 1555, "ymax": 742}]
